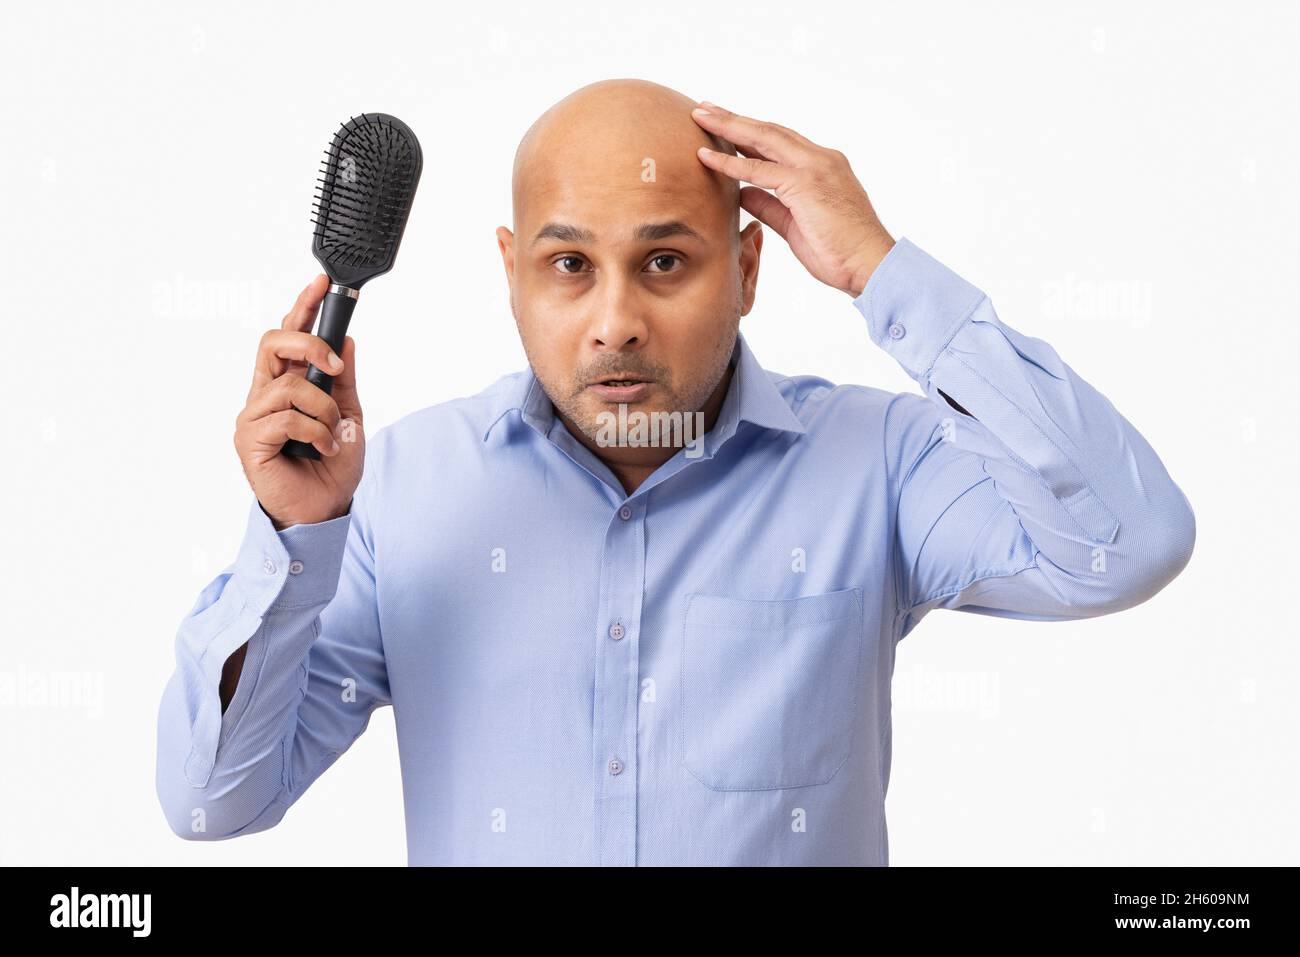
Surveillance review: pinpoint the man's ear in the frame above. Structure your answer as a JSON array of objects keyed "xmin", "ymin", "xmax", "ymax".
[
  {"xmin": 738, "ymin": 220, "xmax": 763, "ymax": 317},
  {"xmin": 496, "ymin": 226, "xmax": 515, "ymax": 283}
]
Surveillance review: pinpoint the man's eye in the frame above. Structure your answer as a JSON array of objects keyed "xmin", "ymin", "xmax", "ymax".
[
  {"xmin": 646, "ymin": 254, "xmax": 682, "ymax": 273},
  {"xmin": 553, "ymin": 256, "xmax": 587, "ymax": 274}
]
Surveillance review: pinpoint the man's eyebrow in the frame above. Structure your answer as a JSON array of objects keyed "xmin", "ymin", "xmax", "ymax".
[
  {"xmin": 531, "ymin": 222, "xmax": 595, "ymax": 246},
  {"xmin": 634, "ymin": 220, "xmax": 704, "ymax": 243},
  {"xmin": 530, "ymin": 220, "xmax": 705, "ymax": 246}
]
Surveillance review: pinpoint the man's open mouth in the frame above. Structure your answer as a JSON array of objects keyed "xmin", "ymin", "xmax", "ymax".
[
  {"xmin": 592, "ymin": 376, "xmax": 652, "ymax": 386},
  {"xmin": 587, "ymin": 376, "xmax": 657, "ymax": 401}
]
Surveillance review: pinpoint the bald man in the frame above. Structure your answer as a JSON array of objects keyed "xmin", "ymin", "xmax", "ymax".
[{"xmin": 157, "ymin": 79, "xmax": 1195, "ymax": 866}]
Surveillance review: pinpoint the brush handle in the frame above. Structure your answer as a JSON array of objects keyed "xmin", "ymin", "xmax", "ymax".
[{"xmin": 282, "ymin": 287, "xmax": 358, "ymax": 459}]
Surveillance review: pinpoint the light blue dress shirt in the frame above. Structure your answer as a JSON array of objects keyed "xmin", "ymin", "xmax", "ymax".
[{"xmin": 156, "ymin": 238, "xmax": 1195, "ymax": 865}]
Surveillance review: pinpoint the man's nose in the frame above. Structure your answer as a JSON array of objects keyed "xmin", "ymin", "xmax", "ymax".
[{"xmin": 586, "ymin": 274, "xmax": 649, "ymax": 350}]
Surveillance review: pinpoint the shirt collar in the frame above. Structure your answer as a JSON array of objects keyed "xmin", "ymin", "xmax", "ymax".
[{"xmin": 481, "ymin": 330, "xmax": 807, "ymax": 444}]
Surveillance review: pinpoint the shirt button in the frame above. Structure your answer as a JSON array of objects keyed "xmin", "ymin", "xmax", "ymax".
[
  {"xmin": 618, "ymin": 505, "xmax": 632, "ymax": 521},
  {"xmin": 608, "ymin": 758, "xmax": 624, "ymax": 775},
  {"xmin": 888, "ymin": 323, "xmax": 906, "ymax": 340},
  {"xmin": 262, "ymin": 558, "xmax": 277, "ymax": 575},
  {"xmin": 288, "ymin": 560, "xmax": 304, "ymax": 575},
  {"xmin": 608, "ymin": 621, "xmax": 625, "ymax": 641}
]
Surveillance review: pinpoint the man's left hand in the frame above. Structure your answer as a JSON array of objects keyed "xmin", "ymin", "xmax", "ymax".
[{"xmin": 691, "ymin": 101, "xmax": 895, "ymax": 298}]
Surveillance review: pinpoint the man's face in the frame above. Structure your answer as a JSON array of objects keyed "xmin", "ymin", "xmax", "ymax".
[{"xmin": 497, "ymin": 107, "xmax": 760, "ymax": 453}]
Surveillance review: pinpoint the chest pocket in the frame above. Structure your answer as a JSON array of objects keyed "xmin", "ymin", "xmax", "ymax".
[{"xmin": 681, "ymin": 587, "xmax": 864, "ymax": 791}]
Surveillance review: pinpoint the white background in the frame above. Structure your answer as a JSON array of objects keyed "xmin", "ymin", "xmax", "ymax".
[{"xmin": 1, "ymin": 0, "xmax": 1296, "ymax": 866}]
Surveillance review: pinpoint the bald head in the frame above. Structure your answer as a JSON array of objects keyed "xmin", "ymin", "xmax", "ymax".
[{"xmin": 510, "ymin": 78, "xmax": 739, "ymax": 240}]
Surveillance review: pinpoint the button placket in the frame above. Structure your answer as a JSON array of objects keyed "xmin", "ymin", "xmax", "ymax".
[{"xmin": 591, "ymin": 495, "xmax": 646, "ymax": 866}]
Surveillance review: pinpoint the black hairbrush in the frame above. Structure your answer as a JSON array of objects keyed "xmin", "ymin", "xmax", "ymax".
[{"xmin": 282, "ymin": 112, "xmax": 422, "ymax": 459}]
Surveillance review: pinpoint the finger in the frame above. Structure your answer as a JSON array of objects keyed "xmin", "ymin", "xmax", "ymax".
[
  {"xmin": 253, "ymin": 329, "xmax": 345, "ymax": 390},
  {"xmin": 705, "ymin": 123, "xmax": 791, "ymax": 167},
  {"xmin": 249, "ymin": 277, "xmax": 332, "ymax": 392},
  {"xmin": 739, "ymin": 186, "xmax": 795, "ymax": 241},
  {"xmin": 691, "ymin": 104, "xmax": 813, "ymax": 167},
  {"xmin": 696, "ymin": 145, "xmax": 787, "ymax": 190},
  {"xmin": 709, "ymin": 102, "xmax": 823, "ymax": 152},
  {"xmin": 283, "ymin": 274, "xmax": 330, "ymax": 332},
  {"xmin": 330, "ymin": 335, "xmax": 363, "ymax": 421},
  {"xmin": 242, "ymin": 371, "xmax": 342, "ymax": 433},
  {"xmin": 733, "ymin": 140, "xmax": 780, "ymax": 164},
  {"xmin": 728, "ymin": 125, "xmax": 843, "ymax": 177},
  {"xmin": 245, "ymin": 408, "xmax": 340, "ymax": 458}
]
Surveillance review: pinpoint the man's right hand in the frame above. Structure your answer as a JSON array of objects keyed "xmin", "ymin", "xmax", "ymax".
[{"xmin": 234, "ymin": 275, "xmax": 365, "ymax": 530}]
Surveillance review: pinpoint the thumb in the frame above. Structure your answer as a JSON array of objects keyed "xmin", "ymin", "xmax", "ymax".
[{"xmin": 740, "ymin": 186, "xmax": 794, "ymax": 241}]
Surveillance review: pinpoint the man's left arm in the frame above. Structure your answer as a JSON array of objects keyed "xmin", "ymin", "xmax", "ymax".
[
  {"xmin": 691, "ymin": 102, "xmax": 1195, "ymax": 632},
  {"xmin": 856, "ymin": 237, "xmax": 1195, "ymax": 633}
]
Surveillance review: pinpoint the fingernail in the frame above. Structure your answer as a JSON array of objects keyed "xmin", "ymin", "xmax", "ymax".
[
  {"xmin": 698, "ymin": 146, "xmax": 713, "ymax": 155},
  {"xmin": 700, "ymin": 101, "xmax": 721, "ymax": 110},
  {"xmin": 329, "ymin": 438, "xmax": 340, "ymax": 454},
  {"xmin": 693, "ymin": 107, "xmax": 711, "ymax": 116},
  {"xmin": 327, "ymin": 352, "xmax": 342, "ymax": 370}
]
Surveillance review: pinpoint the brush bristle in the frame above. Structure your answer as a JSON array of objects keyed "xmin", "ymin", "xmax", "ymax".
[{"xmin": 311, "ymin": 114, "xmax": 419, "ymax": 274}]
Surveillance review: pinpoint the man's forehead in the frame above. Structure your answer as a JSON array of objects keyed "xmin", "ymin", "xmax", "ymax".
[{"xmin": 518, "ymin": 158, "xmax": 733, "ymax": 241}]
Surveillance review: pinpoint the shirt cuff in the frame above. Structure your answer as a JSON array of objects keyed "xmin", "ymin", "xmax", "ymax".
[
  {"xmin": 851, "ymin": 236, "xmax": 988, "ymax": 381},
  {"xmin": 232, "ymin": 498, "xmax": 353, "ymax": 612}
]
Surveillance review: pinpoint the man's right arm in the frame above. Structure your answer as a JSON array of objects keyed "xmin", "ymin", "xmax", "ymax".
[
  {"xmin": 155, "ymin": 483, "xmax": 391, "ymax": 841},
  {"xmin": 157, "ymin": 274, "xmax": 388, "ymax": 841}
]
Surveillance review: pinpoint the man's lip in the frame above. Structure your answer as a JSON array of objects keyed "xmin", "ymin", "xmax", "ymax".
[
  {"xmin": 589, "ymin": 376, "xmax": 653, "ymax": 386},
  {"xmin": 587, "ymin": 381, "xmax": 656, "ymax": 401}
]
